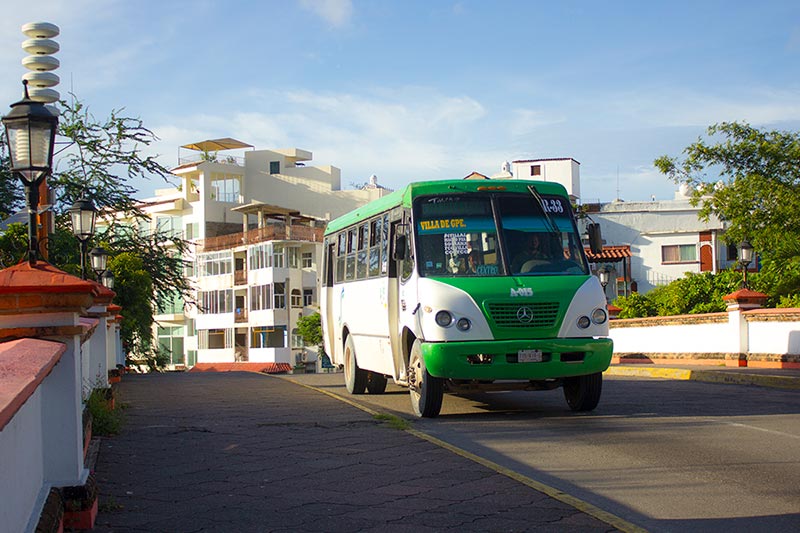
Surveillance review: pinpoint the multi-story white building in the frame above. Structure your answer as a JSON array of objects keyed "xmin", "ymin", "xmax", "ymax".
[{"xmin": 117, "ymin": 139, "xmax": 390, "ymax": 370}]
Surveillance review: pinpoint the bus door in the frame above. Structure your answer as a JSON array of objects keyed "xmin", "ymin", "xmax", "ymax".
[
  {"xmin": 389, "ymin": 210, "xmax": 418, "ymax": 384},
  {"xmin": 322, "ymin": 240, "xmax": 336, "ymax": 362},
  {"xmin": 388, "ymin": 216, "xmax": 408, "ymax": 383}
]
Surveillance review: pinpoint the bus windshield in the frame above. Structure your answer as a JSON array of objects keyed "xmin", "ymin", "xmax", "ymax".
[{"xmin": 415, "ymin": 193, "xmax": 588, "ymax": 277}]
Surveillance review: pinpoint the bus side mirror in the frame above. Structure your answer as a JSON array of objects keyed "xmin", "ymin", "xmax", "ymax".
[
  {"xmin": 587, "ymin": 223, "xmax": 603, "ymax": 255},
  {"xmin": 393, "ymin": 234, "xmax": 407, "ymax": 261}
]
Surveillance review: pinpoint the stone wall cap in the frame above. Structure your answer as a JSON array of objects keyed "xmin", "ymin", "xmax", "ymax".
[
  {"xmin": 0, "ymin": 338, "xmax": 66, "ymax": 431},
  {"xmin": 723, "ymin": 289, "xmax": 769, "ymax": 301},
  {"xmin": 0, "ymin": 262, "xmax": 98, "ymax": 296}
]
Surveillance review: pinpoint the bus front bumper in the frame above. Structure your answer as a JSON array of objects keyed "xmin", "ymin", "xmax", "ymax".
[{"xmin": 420, "ymin": 338, "xmax": 613, "ymax": 381}]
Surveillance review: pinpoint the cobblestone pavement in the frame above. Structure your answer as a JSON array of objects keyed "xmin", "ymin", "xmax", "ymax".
[{"xmin": 93, "ymin": 372, "xmax": 620, "ymax": 532}]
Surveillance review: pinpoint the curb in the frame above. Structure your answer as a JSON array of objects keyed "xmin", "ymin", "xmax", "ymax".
[
  {"xmin": 605, "ymin": 366, "xmax": 800, "ymax": 390},
  {"xmin": 277, "ymin": 375, "xmax": 645, "ymax": 533}
]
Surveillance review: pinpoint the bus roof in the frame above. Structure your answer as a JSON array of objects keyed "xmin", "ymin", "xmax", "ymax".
[{"xmin": 324, "ymin": 179, "xmax": 570, "ymax": 235}]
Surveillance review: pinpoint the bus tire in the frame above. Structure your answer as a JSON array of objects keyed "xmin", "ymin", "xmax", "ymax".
[
  {"xmin": 408, "ymin": 339, "xmax": 443, "ymax": 418},
  {"xmin": 366, "ymin": 372, "xmax": 388, "ymax": 394},
  {"xmin": 563, "ymin": 372, "xmax": 602, "ymax": 412},
  {"xmin": 344, "ymin": 335, "xmax": 367, "ymax": 394}
]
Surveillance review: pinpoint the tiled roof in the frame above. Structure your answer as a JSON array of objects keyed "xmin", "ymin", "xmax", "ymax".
[
  {"xmin": 585, "ymin": 245, "xmax": 632, "ymax": 262},
  {"xmin": 189, "ymin": 362, "xmax": 292, "ymax": 374}
]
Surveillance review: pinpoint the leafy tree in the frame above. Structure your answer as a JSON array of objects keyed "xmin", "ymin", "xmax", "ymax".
[
  {"xmin": 654, "ymin": 121, "xmax": 800, "ymax": 302},
  {"xmin": 297, "ymin": 312, "xmax": 323, "ymax": 348}
]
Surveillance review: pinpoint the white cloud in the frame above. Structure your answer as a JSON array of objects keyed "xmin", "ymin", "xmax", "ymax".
[{"xmin": 298, "ymin": 0, "xmax": 353, "ymax": 28}]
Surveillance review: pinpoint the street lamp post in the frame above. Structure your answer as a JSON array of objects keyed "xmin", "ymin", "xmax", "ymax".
[
  {"xmin": 69, "ymin": 197, "xmax": 97, "ymax": 279},
  {"xmin": 598, "ymin": 267, "xmax": 611, "ymax": 301},
  {"xmin": 1, "ymin": 80, "xmax": 58, "ymax": 264},
  {"xmin": 738, "ymin": 240, "xmax": 754, "ymax": 289}
]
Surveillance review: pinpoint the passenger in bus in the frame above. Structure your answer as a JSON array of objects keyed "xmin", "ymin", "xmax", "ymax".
[
  {"xmin": 511, "ymin": 233, "xmax": 549, "ymax": 273},
  {"xmin": 466, "ymin": 250, "xmax": 482, "ymax": 274}
]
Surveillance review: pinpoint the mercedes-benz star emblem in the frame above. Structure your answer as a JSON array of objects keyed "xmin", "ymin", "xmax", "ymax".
[{"xmin": 517, "ymin": 306, "xmax": 533, "ymax": 323}]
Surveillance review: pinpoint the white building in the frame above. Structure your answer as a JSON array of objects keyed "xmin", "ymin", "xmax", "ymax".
[
  {"xmin": 113, "ymin": 139, "xmax": 390, "ymax": 370},
  {"xmin": 587, "ymin": 190, "xmax": 737, "ymax": 295}
]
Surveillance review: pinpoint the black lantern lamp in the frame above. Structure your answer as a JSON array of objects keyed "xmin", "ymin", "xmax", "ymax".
[
  {"xmin": 598, "ymin": 267, "xmax": 611, "ymax": 289},
  {"xmin": 100, "ymin": 269, "xmax": 114, "ymax": 290},
  {"xmin": 69, "ymin": 197, "xmax": 97, "ymax": 279},
  {"xmin": 738, "ymin": 240, "xmax": 754, "ymax": 289},
  {"xmin": 2, "ymin": 80, "xmax": 58, "ymax": 264},
  {"xmin": 89, "ymin": 246, "xmax": 108, "ymax": 278}
]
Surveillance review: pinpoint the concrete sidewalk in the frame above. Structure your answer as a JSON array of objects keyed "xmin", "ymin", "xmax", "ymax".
[
  {"xmin": 606, "ymin": 363, "xmax": 800, "ymax": 390},
  {"xmin": 93, "ymin": 372, "xmax": 631, "ymax": 532}
]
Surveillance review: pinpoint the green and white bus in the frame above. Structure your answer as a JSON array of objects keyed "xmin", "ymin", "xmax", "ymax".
[{"xmin": 321, "ymin": 179, "xmax": 613, "ymax": 417}]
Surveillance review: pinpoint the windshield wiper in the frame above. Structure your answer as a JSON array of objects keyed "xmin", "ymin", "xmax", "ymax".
[{"xmin": 526, "ymin": 185, "xmax": 560, "ymax": 236}]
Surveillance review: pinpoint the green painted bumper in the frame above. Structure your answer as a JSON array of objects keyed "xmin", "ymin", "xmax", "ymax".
[{"xmin": 420, "ymin": 338, "xmax": 613, "ymax": 380}]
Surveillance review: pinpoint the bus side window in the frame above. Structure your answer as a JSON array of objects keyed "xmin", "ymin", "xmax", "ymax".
[
  {"xmin": 335, "ymin": 233, "xmax": 346, "ymax": 283},
  {"xmin": 381, "ymin": 213, "xmax": 389, "ymax": 275},
  {"xmin": 356, "ymin": 223, "xmax": 368, "ymax": 279},
  {"xmin": 368, "ymin": 218, "xmax": 381, "ymax": 277},
  {"xmin": 346, "ymin": 229, "xmax": 357, "ymax": 281}
]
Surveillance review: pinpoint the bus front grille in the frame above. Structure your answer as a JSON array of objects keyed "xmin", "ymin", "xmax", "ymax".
[{"xmin": 485, "ymin": 302, "xmax": 560, "ymax": 328}]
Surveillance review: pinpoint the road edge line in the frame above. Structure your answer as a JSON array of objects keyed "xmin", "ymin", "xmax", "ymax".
[{"xmin": 277, "ymin": 375, "xmax": 646, "ymax": 533}]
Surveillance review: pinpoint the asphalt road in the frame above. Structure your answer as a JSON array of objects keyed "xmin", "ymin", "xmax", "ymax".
[{"xmin": 287, "ymin": 372, "xmax": 800, "ymax": 533}]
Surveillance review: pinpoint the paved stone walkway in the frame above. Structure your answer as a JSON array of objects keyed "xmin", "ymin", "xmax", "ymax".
[{"xmin": 93, "ymin": 372, "xmax": 618, "ymax": 532}]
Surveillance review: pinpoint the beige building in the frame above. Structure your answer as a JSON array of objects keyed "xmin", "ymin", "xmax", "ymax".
[{"xmin": 122, "ymin": 139, "xmax": 390, "ymax": 369}]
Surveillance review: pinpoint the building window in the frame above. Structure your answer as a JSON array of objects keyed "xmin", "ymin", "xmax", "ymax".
[
  {"xmin": 157, "ymin": 292, "xmax": 184, "ymax": 315},
  {"xmin": 157, "ymin": 325, "xmax": 185, "ymax": 365},
  {"xmin": 251, "ymin": 326, "xmax": 286, "ymax": 348},
  {"xmin": 274, "ymin": 282, "xmax": 286, "ymax": 309},
  {"xmin": 156, "ymin": 215, "xmax": 183, "ymax": 239},
  {"xmin": 291, "ymin": 289, "xmax": 302, "ymax": 307},
  {"xmin": 199, "ymin": 289, "xmax": 233, "ymax": 314},
  {"xmin": 198, "ymin": 251, "xmax": 233, "ymax": 277},
  {"xmin": 530, "ymin": 165, "xmax": 541, "ymax": 177},
  {"xmin": 199, "ymin": 328, "xmax": 230, "ymax": 349},
  {"xmin": 210, "ymin": 173, "xmax": 241, "ymax": 203},
  {"xmin": 662, "ymin": 244, "xmax": 697, "ymax": 264},
  {"xmin": 269, "ymin": 161, "xmax": 280, "ymax": 174},
  {"xmin": 291, "ymin": 328, "xmax": 303, "ymax": 348},
  {"xmin": 303, "ymin": 288, "xmax": 313, "ymax": 306},
  {"xmin": 250, "ymin": 284, "xmax": 272, "ymax": 311},
  {"xmin": 302, "ymin": 252, "xmax": 313, "ymax": 268}
]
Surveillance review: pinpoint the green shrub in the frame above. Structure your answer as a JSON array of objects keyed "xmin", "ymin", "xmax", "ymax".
[{"xmin": 86, "ymin": 388, "xmax": 123, "ymax": 436}]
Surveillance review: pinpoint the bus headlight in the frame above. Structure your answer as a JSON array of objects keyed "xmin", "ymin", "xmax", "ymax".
[
  {"xmin": 456, "ymin": 317, "xmax": 472, "ymax": 331},
  {"xmin": 591, "ymin": 308, "xmax": 608, "ymax": 325},
  {"xmin": 435, "ymin": 310, "xmax": 454, "ymax": 327},
  {"xmin": 576, "ymin": 316, "xmax": 591, "ymax": 329}
]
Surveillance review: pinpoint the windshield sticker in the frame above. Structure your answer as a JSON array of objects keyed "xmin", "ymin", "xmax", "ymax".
[
  {"xmin": 419, "ymin": 218, "xmax": 467, "ymax": 232},
  {"xmin": 443, "ymin": 233, "xmax": 470, "ymax": 255}
]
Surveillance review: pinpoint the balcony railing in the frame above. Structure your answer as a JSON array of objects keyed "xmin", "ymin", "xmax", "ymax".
[
  {"xmin": 197, "ymin": 224, "xmax": 325, "ymax": 252},
  {"xmin": 178, "ymin": 153, "xmax": 245, "ymax": 166}
]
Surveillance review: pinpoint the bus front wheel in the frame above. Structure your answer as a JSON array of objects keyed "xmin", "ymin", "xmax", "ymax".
[
  {"xmin": 408, "ymin": 339, "xmax": 443, "ymax": 418},
  {"xmin": 563, "ymin": 372, "xmax": 602, "ymax": 411},
  {"xmin": 344, "ymin": 335, "xmax": 367, "ymax": 394}
]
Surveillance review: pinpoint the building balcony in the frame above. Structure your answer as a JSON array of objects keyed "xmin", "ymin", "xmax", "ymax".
[{"xmin": 197, "ymin": 224, "xmax": 325, "ymax": 252}]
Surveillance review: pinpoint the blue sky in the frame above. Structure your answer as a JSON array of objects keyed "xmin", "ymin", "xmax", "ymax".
[{"xmin": 2, "ymin": 0, "xmax": 799, "ymax": 203}]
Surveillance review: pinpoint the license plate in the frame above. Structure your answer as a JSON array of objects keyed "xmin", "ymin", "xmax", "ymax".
[{"xmin": 518, "ymin": 349, "xmax": 543, "ymax": 363}]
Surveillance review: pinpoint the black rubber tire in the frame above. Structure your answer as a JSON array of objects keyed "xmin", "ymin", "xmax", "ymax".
[
  {"xmin": 563, "ymin": 372, "xmax": 603, "ymax": 411},
  {"xmin": 408, "ymin": 339, "xmax": 444, "ymax": 418},
  {"xmin": 366, "ymin": 372, "xmax": 388, "ymax": 394},
  {"xmin": 344, "ymin": 335, "xmax": 367, "ymax": 394}
]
